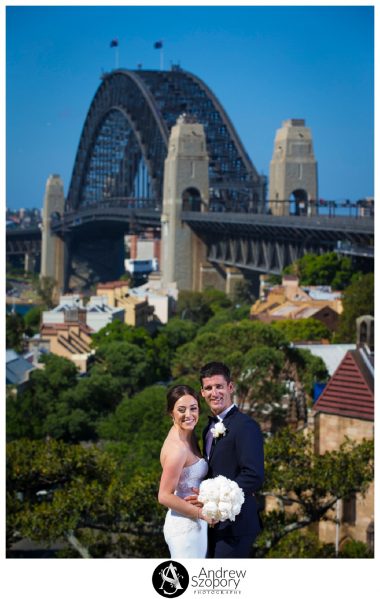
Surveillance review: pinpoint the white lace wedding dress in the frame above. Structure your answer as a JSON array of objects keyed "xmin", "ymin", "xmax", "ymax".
[{"xmin": 163, "ymin": 458, "xmax": 208, "ymax": 558}]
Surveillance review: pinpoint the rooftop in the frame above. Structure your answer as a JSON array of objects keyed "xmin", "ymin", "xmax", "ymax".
[{"xmin": 313, "ymin": 348, "xmax": 374, "ymax": 421}]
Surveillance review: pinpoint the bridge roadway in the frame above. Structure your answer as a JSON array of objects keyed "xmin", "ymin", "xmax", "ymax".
[
  {"xmin": 5, "ymin": 226, "xmax": 42, "ymax": 255},
  {"xmin": 181, "ymin": 210, "xmax": 374, "ymax": 274},
  {"xmin": 6, "ymin": 206, "xmax": 374, "ymax": 275}
]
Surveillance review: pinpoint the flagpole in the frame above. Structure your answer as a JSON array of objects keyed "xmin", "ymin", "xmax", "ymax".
[
  {"xmin": 115, "ymin": 45, "xmax": 119, "ymax": 69},
  {"xmin": 154, "ymin": 41, "xmax": 164, "ymax": 71}
]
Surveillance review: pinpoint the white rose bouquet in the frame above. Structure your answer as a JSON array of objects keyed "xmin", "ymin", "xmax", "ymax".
[{"xmin": 198, "ymin": 475, "xmax": 245, "ymax": 522}]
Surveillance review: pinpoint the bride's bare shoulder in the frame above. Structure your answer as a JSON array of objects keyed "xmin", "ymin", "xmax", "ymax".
[{"xmin": 160, "ymin": 436, "xmax": 187, "ymax": 467}]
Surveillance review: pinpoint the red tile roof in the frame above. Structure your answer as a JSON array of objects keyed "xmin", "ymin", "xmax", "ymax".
[
  {"xmin": 40, "ymin": 322, "xmax": 93, "ymax": 334},
  {"xmin": 313, "ymin": 349, "xmax": 374, "ymax": 421},
  {"xmin": 97, "ymin": 281, "xmax": 128, "ymax": 289}
]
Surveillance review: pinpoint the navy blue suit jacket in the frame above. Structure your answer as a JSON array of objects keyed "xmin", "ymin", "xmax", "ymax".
[{"xmin": 202, "ymin": 405, "xmax": 264, "ymax": 539}]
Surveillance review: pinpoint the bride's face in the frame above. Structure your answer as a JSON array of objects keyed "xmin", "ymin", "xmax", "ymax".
[{"xmin": 171, "ymin": 395, "xmax": 200, "ymax": 431}]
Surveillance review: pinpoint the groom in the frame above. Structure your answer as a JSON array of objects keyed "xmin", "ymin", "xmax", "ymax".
[{"xmin": 199, "ymin": 361, "xmax": 264, "ymax": 558}]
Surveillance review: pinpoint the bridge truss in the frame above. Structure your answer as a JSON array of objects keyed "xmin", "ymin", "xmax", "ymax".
[
  {"xmin": 182, "ymin": 212, "xmax": 374, "ymax": 274},
  {"xmin": 67, "ymin": 68, "xmax": 266, "ymax": 212}
]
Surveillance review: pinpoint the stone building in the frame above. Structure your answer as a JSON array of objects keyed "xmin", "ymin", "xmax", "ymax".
[{"xmin": 312, "ymin": 316, "xmax": 374, "ymax": 551}]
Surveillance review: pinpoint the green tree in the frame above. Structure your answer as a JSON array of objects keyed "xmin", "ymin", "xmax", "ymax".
[
  {"xmin": 176, "ymin": 290, "xmax": 214, "ymax": 324},
  {"xmin": 254, "ymin": 428, "xmax": 374, "ymax": 557},
  {"xmin": 334, "ymin": 272, "xmax": 374, "ymax": 342},
  {"xmin": 6, "ymin": 312, "xmax": 25, "ymax": 352},
  {"xmin": 231, "ymin": 279, "xmax": 256, "ymax": 306},
  {"xmin": 271, "ymin": 318, "xmax": 332, "ymax": 342},
  {"xmin": 237, "ymin": 345, "xmax": 287, "ymax": 426},
  {"xmin": 153, "ymin": 317, "xmax": 198, "ymax": 380},
  {"xmin": 32, "ymin": 275, "xmax": 56, "ymax": 308},
  {"xmin": 6, "ymin": 354, "xmax": 79, "ymax": 441},
  {"xmin": 339, "ymin": 539, "xmax": 373, "ymax": 558},
  {"xmin": 265, "ymin": 530, "xmax": 335, "ymax": 558},
  {"xmin": 283, "ymin": 252, "xmax": 357, "ymax": 289},
  {"xmin": 43, "ymin": 373, "xmax": 123, "ymax": 442},
  {"xmin": 197, "ymin": 305, "xmax": 250, "ymax": 335},
  {"xmin": 176, "ymin": 288, "xmax": 235, "ymax": 325},
  {"xmin": 98, "ymin": 385, "xmax": 170, "ymax": 482},
  {"xmin": 90, "ymin": 320, "xmax": 167, "ymax": 383},
  {"xmin": 6, "ymin": 438, "xmax": 167, "ymax": 558},
  {"xmin": 173, "ymin": 320, "xmax": 288, "ymax": 377},
  {"xmin": 202, "ymin": 287, "xmax": 232, "ymax": 312},
  {"xmin": 23, "ymin": 304, "xmax": 46, "ymax": 336},
  {"xmin": 172, "ymin": 320, "xmax": 328, "ymax": 422},
  {"xmin": 90, "ymin": 319, "xmax": 153, "ymax": 349},
  {"xmin": 93, "ymin": 341, "xmax": 157, "ymax": 394},
  {"xmin": 286, "ymin": 347, "xmax": 329, "ymax": 398},
  {"xmin": 7, "ymin": 351, "xmax": 126, "ymax": 443}
]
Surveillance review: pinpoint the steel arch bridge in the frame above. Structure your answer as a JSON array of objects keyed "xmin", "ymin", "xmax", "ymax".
[{"xmin": 67, "ymin": 68, "xmax": 266, "ymax": 212}]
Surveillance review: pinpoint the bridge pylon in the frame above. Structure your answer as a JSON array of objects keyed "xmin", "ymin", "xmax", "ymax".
[
  {"xmin": 40, "ymin": 175, "xmax": 66, "ymax": 300},
  {"xmin": 269, "ymin": 119, "xmax": 318, "ymax": 216},
  {"xmin": 161, "ymin": 114, "xmax": 220, "ymax": 291}
]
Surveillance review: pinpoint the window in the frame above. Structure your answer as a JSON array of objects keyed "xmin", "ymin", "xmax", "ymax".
[{"xmin": 342, "ymin": 494, "xmax": 356, "ymax": 524}]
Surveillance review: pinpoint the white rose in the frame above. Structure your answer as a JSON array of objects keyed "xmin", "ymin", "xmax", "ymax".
[
  {"xmin": 220, "ymin": 486, "xmax": 232, "ymax": 501},
  {"xmin": 218, "ymin": 500, "xmax": 233, "ymax": 521},
  {"xmin": 202, "ymin": 501, "xmax": 218, "ymax": 518},
  {"xmin": 211, "ymin": 421, "xmax": 226, "ymax": 438},
  {"xmin": 230, "ymin": 487, "xmax": 244, "ymax": 502}
]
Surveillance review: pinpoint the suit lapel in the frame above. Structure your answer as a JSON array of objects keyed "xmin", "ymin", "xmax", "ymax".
[
  {"xmin": 208, "ymin": 406, "xmax": 238, "ymax": 462},
  {"xmin": 202, "ymin": 426, "xmax": 208, "ymax": 459},
  {"xmin": 222, "ymin": 405, "xmax": 238, "ymax": 423}
]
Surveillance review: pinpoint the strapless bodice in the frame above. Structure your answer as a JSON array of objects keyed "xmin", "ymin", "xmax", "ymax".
[
  {"xmin": 175, "ymin": 458, "xmax": 208, "ymax": 499},
  {"xmin": 164, "ymin": 457, "xmax": 209, "ymax": 557}
]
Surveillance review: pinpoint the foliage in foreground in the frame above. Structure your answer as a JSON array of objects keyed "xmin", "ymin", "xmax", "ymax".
[
  {"xmin": 254, "ymin": 428, "xmax": 374, "ymax": 557},
  {"xmin": 6, "ymin": 427, "xmax": 374, "ymax": 558},
  {"xmin": 6, "ymin": 438, "xmax": 167, "ymax": 558}
]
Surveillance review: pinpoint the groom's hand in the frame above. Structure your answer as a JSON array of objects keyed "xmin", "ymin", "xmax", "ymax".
[{"xmin": 184, "ymin": 487, "xmax": 203, "ymax": 507}]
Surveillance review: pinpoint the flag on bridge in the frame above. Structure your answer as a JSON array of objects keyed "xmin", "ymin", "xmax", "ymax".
[
  {"xmin": 154, "ymin": 40, "xmax": 163, "ymax": 49},
  {"xmin": 110, "ymin": 39, "xmax": 119, "ymax": 48}
]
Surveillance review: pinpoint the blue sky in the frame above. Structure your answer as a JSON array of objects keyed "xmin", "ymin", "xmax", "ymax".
[{"xmin": 6, "ymin": 4, "xmax": 374, "ymax": 210}]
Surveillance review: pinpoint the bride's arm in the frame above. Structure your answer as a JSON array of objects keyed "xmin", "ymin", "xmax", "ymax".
[{"xmin": 158, "ymin": 451, "xmax": 209, "ymax": 522}]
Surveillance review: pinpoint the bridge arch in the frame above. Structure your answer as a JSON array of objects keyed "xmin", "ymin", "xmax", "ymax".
[
  {"xmin": 67, "ymin": 68, "xmax": 265, "ymax": 212},
  {"xmin": 289, "ymin": 188, "xmax": 308, "ymax": 215}
]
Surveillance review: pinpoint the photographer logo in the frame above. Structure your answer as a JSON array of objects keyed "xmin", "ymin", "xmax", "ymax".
[{"xmin": 152, "ymin": 560, "xmax": 189, "ymax": 597}]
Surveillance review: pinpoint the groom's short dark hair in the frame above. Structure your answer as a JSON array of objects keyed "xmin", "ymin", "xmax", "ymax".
[{"xmin": 200, "ymin": 362, "xmax": 231, "ymax": 386}]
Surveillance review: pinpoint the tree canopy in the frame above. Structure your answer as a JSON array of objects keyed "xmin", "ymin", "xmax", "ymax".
[
  {"xmin": 172, "ymin": 320, "xmax": 328, "ymax": 421},
  {"xmin": 6, "ymin": 312, "xmax": 26, "ymax": 353},
  {"xmin": 6, "ymin": 354, "xmax": 123, "ymax": 442},
  {"xmin": 283, "ymin": 251, "xmax": 357, "ymax": 289},
  {"xmin": 254, "ymin": 427, "xmax": 374, "ymax": 556},
  {"xmin": 271, "ymin": 318, "xmax": 332, "ymax": 342},
  {"xmin": 6, "ymin": 438, "xmax": 167, "ymax": 558},
  {"xmin": 334, "ymin": 272, "xmax": 374, "ymax": 342}
]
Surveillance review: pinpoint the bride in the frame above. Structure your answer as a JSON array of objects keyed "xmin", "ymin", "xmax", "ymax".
[{"xmin": 158, "ymin": 384, "xmax": 214, "ymax": 558}]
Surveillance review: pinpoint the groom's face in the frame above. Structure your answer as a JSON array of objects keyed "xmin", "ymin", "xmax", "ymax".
[{"xmin": 201, "ymin": 374, "xmax": 234, "ymax": 416}]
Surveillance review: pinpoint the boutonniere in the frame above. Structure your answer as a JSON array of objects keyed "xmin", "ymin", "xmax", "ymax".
[{"xmin": 211, "ymin": 421, "xmax": 227, "ymax": 439}]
